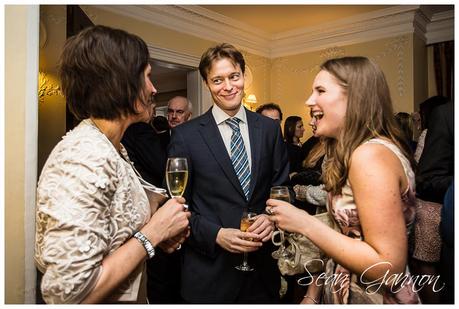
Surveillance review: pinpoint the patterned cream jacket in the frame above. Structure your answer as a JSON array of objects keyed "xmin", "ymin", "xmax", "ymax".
[{"xmin": 35, "ymin": 119, "xmax": 150, "ymax": 304}]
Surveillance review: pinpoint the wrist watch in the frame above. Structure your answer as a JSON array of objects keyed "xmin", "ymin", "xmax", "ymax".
[{"xmin": 133, "ymin": 231, "xmax": 155, "ymax": 259}]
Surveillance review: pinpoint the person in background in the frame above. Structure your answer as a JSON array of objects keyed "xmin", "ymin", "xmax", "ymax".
[
  {"xmin": 122, "ymin": 113, "xmax": 181, "ymax": 303},
  {"xmin": 267, "ymin": 56, "xmax": 420, "ymax": 304},
  {"xmin": 167, "ymin": 96, "xmax": 193, "ymax": 129},
  {"xmin": 34, "ymin": 25, "xmax": 190, "ymax": 304},
  {"xmin": 283, "ymin": 116, "xmax": 306, "ymax": 174},
  {"xmin": 440, "ymin": 182, "xmax": 454, "ymax": 304},
  {"xmin": 152, "ymin": 115, "xmax": 170, "ymax": 134},
  {"xmin": 256, "ymin": 102, "xmax": 283, "ymax": 122},
  {"xmin": 168, "ymin": 43, "xmax": 289, "ymax": 303},
  {"xmin": 151, "ymin": 115, "xmax": 170, "ymax": 149},
  {"xmin": 413, "ymin": 95, "xmax": 449, "ymax": 162},
  {"xmin": 411, "ymin": 99, "xmax": 453, "ymax": 304},
  {"xmin": 417, "ymin": 98, "xmax": 454, "ymax": 208},
  {"xmin": 291, "ymin": 141, "xmax": 327, "ymax": 215},
  {"xmin": 394, "ymin": 112, "xmax": 416, "ymax": 152},
  {"xmin": 122, "ymin": 110, "xmax": 167, "ymax": 188}
]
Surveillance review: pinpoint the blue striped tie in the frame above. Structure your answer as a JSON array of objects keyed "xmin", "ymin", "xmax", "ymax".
[{"xmin": 226, "ymin": 118, "xmax": 251, "ymax": 200}]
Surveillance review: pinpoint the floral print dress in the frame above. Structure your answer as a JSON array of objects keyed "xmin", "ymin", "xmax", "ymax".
[{"xmin": 322, "ymin": 138, "xmax": 421, "ymax": 304}]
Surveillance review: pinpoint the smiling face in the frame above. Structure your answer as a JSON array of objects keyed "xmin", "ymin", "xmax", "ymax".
[
  {"xmin": 205, "ymin": 58, "xmax": 245, "ymax": 117},
  {"xmin": 306, "ymin": 70, "xmax": 347, "ymax": 139}
]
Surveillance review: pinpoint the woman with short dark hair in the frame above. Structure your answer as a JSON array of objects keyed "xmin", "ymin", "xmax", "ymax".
[{"xmin": 35, "ymin": 25, "xmax": 190, "ymax": 304}]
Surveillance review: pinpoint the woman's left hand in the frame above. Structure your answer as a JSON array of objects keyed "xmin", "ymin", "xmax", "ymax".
[
  {"xmin": 266, "ymin": 199, "xmax": 310, "ymax": 234},
  {"xmin": 247, "ymin": 214, "xmax": 274, "ymax": 242},
  {"xmin": 158, "ymin": 226, "xmax": 191, "ymax": 253}
]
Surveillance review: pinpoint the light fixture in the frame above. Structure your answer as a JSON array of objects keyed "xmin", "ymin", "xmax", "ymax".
[
  {"xmin": 38, "ymin": 71, "xmax": 62, "ymax": 103},
  {"xmin": 243, "ymin": 94, "xmax": 257, "ymax": 111}
]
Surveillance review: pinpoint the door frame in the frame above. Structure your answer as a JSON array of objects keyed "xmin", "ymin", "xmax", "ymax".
[{"xmin": 147, "ymin": 44, "xmax": 212, "ymax": 116}]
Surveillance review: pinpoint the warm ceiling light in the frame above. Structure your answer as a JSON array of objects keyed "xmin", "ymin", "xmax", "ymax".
[{"xmin": 245, "ymin": 94, "xmax": 257, "ymax": 104}]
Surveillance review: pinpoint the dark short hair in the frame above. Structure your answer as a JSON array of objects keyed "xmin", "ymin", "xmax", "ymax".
[
  {"xmin": 199, "ymin": 43, "xmax": 245, "ymax": 82},
  {"xmin": 283, "ymin": 116, "xmax": 302, "ymax": 144},
  {"xmin": 152, "ymin": 115, "xmax": 170, "ymax": 131},
  {"xmin": 59, "ymin": 25, "xmax": 150, "ymax": 120},
  {"xmin": 419, "ymin": 95, "xmax": 449, "ymax": 130},
  {"xmin": 256, "ymin": 102, "xmax": 283, "ymax": 121}
]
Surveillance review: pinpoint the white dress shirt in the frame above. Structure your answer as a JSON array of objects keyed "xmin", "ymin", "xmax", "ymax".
[{"xmin": 211, "ymin": 104, "xmax": 252, "ymax": 170}]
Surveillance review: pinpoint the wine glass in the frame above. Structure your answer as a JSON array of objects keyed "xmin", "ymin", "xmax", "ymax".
[
  {"xmin": 269, "ymin": 186, "xmax": 292, "ymax": 259},
  {"xmin": 166, "ymin": 157, "xmax": 188, "ymax": 198},
  {"xmin": 235, "ymin": 211, "xmax": 257, "ymax": 272}
]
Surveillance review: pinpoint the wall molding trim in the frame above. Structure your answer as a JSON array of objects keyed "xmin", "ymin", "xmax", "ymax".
[
  {"xmin": 96, "ymin": 5, "xmax": 271, "ymax": 57},
  {"xmin": 426, "ymin": 9, "xmax": 454, "ymax": 44},
  {"xmin": 95, "ymin": 5, "xmax": 453, "ymax": 58},
  {"xmin": 147, "ymin": 44, "xmax": 201, "ymax": 67}
]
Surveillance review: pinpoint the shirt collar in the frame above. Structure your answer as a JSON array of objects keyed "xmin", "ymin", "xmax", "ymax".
[{"xmin": 212, "ymin": 103, "xmax": 248, "ymax": 125}]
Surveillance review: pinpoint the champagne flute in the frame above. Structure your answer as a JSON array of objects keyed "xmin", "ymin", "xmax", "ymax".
[
  {"xmin": 166, "ymin": 157, "xmax": 188, "ymax": 198},
  {"xmin": 270, "ymin": 186, "xmax": 292, "ymax": 259},
  {"xmin": 235, "ymin": 211, "xmax": 257, "ymax": 272}
]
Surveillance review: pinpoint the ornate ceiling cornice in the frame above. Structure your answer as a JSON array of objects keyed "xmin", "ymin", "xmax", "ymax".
[{"xmin": 94, "ymin": 5, "xmax": 454, "ymax": 58}]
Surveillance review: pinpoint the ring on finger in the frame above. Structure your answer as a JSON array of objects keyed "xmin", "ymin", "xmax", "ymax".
[
  {"xmin": 176, "ymin": 244, "xmax": 182, "ymax": 250},
  {"xmin": 266, "ymin": 207, "xmax": 273, "ymax": 215}
]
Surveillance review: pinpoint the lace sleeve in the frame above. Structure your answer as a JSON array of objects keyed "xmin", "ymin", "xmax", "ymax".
[
  {"xmin": 294, "ymin": 184, "xmax": 327, "ymax": 206},
  {"xmin": 414, "ymin": 129, "xmax": 427, "ymax": 163},
  {"xmin": 35, "ymin": 144, "xmax": 118, "ymax": 304}
]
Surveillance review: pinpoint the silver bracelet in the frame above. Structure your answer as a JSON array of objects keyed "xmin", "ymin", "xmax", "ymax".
[
  {"xmin": 303, "ymin": 295, "xmax": 319, "ymax": 304},
  {"xmin": 133, "ymin": 231, "xmax": 155, "ymax": 259}
]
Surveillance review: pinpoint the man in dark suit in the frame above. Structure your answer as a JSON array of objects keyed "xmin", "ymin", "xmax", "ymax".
[
  {"xmin": 168, "ymin": 43, "xmax": 290, "ymax": 303},
  {"xmin": 416, "ymin": 100, "xmax": 453, "ymax": 203}
]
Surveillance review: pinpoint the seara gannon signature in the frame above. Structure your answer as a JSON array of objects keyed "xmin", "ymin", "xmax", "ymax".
[{"xmin": 297, "ymin": 259, "xmax": 444, "ymax": 294}]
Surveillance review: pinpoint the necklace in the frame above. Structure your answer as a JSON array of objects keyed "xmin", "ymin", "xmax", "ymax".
[{"xmin": 86, "ymin": 119, "xmax": 124, "ymax": 156}]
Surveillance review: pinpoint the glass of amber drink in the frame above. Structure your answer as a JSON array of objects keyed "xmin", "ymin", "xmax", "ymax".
[
  {"xmin": 269, "ymin": 186, "xmax": 292, "ymax": 259},
  {"xmin": 235, "ymin": 211, "xmax": 257, "ymax": 272}
]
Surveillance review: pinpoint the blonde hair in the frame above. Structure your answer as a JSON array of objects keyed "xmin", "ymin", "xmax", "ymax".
[
  {"xmin": 302, "ymin": 141, "xmax": 326, "ymax": 169},
  {"xmin": 320, "ymin": 57, "xmax": 414, "ymax": 194}
]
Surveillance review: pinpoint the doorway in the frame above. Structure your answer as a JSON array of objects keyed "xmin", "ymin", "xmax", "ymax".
[{"xmin": 150, "ymin": 59, "xmax": 194, "ymax": 117}]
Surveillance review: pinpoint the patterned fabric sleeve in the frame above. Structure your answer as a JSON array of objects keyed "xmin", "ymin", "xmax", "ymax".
[
  {"xmin": 35, "ymin": 138, "xmax": 119, "ymax": 304},
  {"xmin": 414, "ymin": 129, "xmax": 427, "ymax": 163},
  {"xmin": 294, "ymin": 184, "xmax": 327, "ymax": 206}
]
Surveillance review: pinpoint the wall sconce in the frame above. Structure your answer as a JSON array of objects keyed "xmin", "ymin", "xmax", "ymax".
[
  {"xmin": 243, "ymin": 94, "xmax": 257, "ymax": 111},
  {"xmin": 38, "ymin": 71, "xmax": 62, "ymax": 103}
]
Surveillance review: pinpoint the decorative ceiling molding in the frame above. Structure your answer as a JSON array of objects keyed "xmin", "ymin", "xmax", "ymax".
[
  {"xmin": 96, "ymin": 5, "xmax": 271, "ymax": 57},
  {"xmin": 426, "ymin": 10, "xmax": 454, "ymax": 44},
  {"xmin": 95, "ymin": 5, "xmax": 454, "ymax": 58},
  {"xmin": 147, "ymin": 44, "xmax": 200, "ymax": 68},
  {"xmin": 271, "ymin": 6, "xmax": 421, "ymax": 57}
]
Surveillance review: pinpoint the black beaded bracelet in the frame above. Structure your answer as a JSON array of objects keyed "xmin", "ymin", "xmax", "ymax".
[{"xmin": 133, "ymin": 231, "xmax": 155, "ymax": 259}]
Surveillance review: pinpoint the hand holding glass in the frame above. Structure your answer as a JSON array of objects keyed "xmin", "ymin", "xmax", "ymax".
[
  {"xmin": 270, "ymin": 186, "xmax": 292, "ymax": 259},
  {"xmin": 235, "ymin": 211, "xmax": 257, "ymax": 272}
]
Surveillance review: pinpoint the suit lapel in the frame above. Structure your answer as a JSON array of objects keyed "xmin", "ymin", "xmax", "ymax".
[
  {"xmin": 246, "ymin": 110, "xmax": 262, "ymax": 201},
  {"xmin": 198, "ymin": 110, "xmax": 246, "ymax": 199}
]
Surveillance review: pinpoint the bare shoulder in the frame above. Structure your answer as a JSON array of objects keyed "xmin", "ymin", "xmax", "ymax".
[
  {"xmin": 351, "ymin": 141, "xmax": 401, "ymax": 168},
  {"xmin": 349, "ymin": 143, "xmax": 407, "ymax": 192},
  {"xmin": 349, "ymin": 141, "xmax": 405, "ymax": 184}
]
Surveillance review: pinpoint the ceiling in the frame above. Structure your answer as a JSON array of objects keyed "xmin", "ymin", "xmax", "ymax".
[
  {"xmin": 147, "ymin": 4, "xmax": 453, "ymax": 100},
  {"xmin": 201, "ymin": 5, "xmax": 391, "ymax": 34},
  {"xmin": 200, "ymin": 4, "xmax": 453, "ymax": 34}
]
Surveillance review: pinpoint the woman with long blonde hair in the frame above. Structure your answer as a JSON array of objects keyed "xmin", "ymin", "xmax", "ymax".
[{"xmin": 267, "ymin": 56, "xmax": 420, "ymax": 304}]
